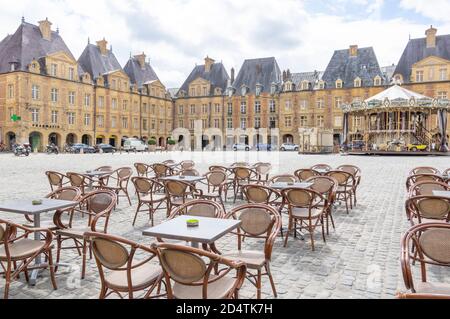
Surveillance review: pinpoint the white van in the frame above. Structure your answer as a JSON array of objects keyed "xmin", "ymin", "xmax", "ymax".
[{"xmin": 123, "ymin": 138, "xmax": 148, "ymax": 152}]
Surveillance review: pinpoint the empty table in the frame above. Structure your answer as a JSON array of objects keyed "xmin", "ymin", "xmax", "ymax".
[
  {"xmin": 0, "ymin": 198, "xmax": 78, "ymax": 285},
  {"xmin": 433, "ymin": 190, "xmax": 450, "ymax": 198},
  {"xmin": 270, "ymin": 182, "xmax": 313, "ymax": 190},
  {"xmin": 143, "ymin": 215, "xmax": 241, "ymax": 248},
  {"xmin": 159, "ymin": 176, "xmax": 205, "ymax": 183},
  {"xmin": 84, "ymin": 170, "xmax": 113, "ymax": 189}
]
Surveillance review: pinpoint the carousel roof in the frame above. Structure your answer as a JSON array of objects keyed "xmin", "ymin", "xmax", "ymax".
[{"xmin": 341, "ymin": 84, "xmax": 450, "ymax": 113}]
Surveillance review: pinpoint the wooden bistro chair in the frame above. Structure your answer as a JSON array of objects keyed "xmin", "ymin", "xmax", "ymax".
[
  {"xmin": 408, "ymin": 181, "xmax": 450, "ymax": 197},
  {"xmin": 66, "ymin": 172, "xmax": 96, "ymax": 196},
  {"xmin": 311, "ymin": 164, "xmax": 332, "ymax": 172},
  {"xmin": 152, "ymin": 243, "xmax": 246, "ymax": 299},
  {"xmin": 406, "ymin": 174, "xmax": 445, "ymax": 193},
  {"xmin": 401, "ymin": 223, "xmax": 450, "ymax": 297},
  {"xmin": 84, "ymin": 232, "xmax": 165, "ymax": 299},
  {"xmin": 221, "ymin": 204, "xmax": 281, "ymax": 299},
  {"xmin": 253, "ymin": 162, "xmax": 272, "ymax": 184},
  {"xmin": 0, "ymin": 220, "xmax": 57, "ymax": 299},
  {"xmin": 134, "ymin": 163, "xmax": 153, "ymax": 177},
  {"xmin": 409, "ymin": 167, "xmax": 440, "ymax": 176},
  {"xmin": 209, "ymin": 166, "xmax": 234, "ymax": 200},
  {"xmin": 98, "ymin": 167, "xmax": 133, "ymax": 206},
  {"xmin": 232, "ymin": 167, "xmax": 258, "ymax": 203},
  {"xmin": 131, "ymin": 177, "xmax": 167, "ymax": 226},
  {"xmin": 306, "ymin": 176, "xmax": 338, "ymax": 236},
  {"xmin": 164, "ymin": 180, "xmax": 201, "ymax": 214},
  {"xmin": 198, "ymin": 171, "xmax": 229, "ymax": 208},
  {"xmin": 337, "ymin": 165, "xmax": 362, "ymax": 206},
  {"xmin": 326, "ymin": 170, "xmax": 354, "ymax": 214},
  {"xmin": 55, "ymin": 190, "xmax": 117, "ymax": 279},
  {"xmin": 151, "ymin": 163, "xmax": 174, "ymax": 179},
  {"xmin": 294, "ymin": 169, "xmax": 320, "ymax": 182},
  {"xmin": 405, "ymin": 195, "xmax": 450, "ymax": 226},
  {"xmin": 282, "ymin": 188, "xmax": 326, "ymax": 251},
  {"xmin": 180, "ymin": 160, "xmax": 195, "ymax": 170},
  {"xmin": 242, "ymin": 184, "xmax": 281, "ymax": 207},
  {"xmin": 179, "ymin": 169, "xmax": 200, "ymax": 177},
  {"xmin": 45, "ymin": 171, "xmax": 69, "ymax": 192}
]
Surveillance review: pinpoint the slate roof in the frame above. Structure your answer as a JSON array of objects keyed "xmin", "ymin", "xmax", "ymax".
[
  {"xmin": 123, "ymin": 56, "xmax": 160, "ymax": 88},
  {"xmin": 381, "ymin": 64, "xmax": 396, "ymax": 84},
  {"xmin": 0, "ymin": 21, "xmax": 75, "ymax": 74},
  {"xmin": 232, "ymin": 57, "xmax": 281, "ymax": 94},
  {"xmin": 290, "ymin": 71, "xmax": 324, "ymax": 90},
  {"xmin": 394, "ymin": 35, "xmax": 450, "ymax": 83},
  {"xmin": 167, "ymin": 88, "xmax": 179, "ymax": 99},
  {"xmin": 78, "ymin": 43, "xmax": 123, "ymax": 80},
  {"xmin": 178, "ymin": 62, "xmax": 229, "ymax": 96},
  {"xmin": 322, "ymin": 47, "xmax": 383, "ymax": 88}
]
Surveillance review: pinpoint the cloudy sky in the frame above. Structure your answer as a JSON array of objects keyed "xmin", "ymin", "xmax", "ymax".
[{"xmin": 0, "ymin": 0, "xmax": 448, "ymax": 88}]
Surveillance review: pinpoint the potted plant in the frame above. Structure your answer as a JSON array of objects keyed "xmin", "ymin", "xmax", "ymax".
[
  {"xmin": 167, "ymin": 138, "xmax": 176, "ymax": 151},
  {"xmin": 148, "ymin": 139, "xmax": 157, "ymax": 152}
]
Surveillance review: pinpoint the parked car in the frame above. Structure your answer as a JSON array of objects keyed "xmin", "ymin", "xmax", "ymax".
[
  {"xmin": 123, "ymin": 138, "xmax": 148, "ymax": 152},
  {"xmin": 232, "ymin": 143, "xmax": 250, "ymax": 151},
  {"xmin": 407, "ymin": 143, "xmax": 428, "ymax": 152},
  {"xmin": 280, "ymin": 143, "xmax": 299, "ymax": 152},
  {"xmin": 256, "ymin": 143, "xmax": 274, "ymax": 151},
  {"xmin": 95, "ymin": 144, "xmax": 116, "ymax": 153},
  {"xmin": 70, "ymin": 143, "xmax": 96, "ymax": 154},
  {"xmin": 349, "ymin": 140, "xmax": 365, "ymax": 150}
]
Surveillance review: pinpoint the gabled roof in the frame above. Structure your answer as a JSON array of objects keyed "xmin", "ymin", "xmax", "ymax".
[
  {"xmin": 124, "ymin": 57, "xmax": 160, "ymax": 88},
  {"xmin": 178, "ymin": 62, "xmax": 229, "ymax": 95},
  {"xmin": 394, "ymin": 35, "xmax": 450, "ymax": 83},
  {"xmin": 233, "ymin": 57, "xmax": 281, "ymax": 94},
  {"xmin": 322, "ymin": 47, "xmax": 383, "ymax": 88},
  {"xmin": 0, "ymin": 21, "xmax": 75, "ymax": 74},
  {"xmin": 290, "ymin": 71, "xmax": 324, "ymax": 89},
  {"xmin": 78, "ymin": 44, "xmax": 122, "ymax": 80}
]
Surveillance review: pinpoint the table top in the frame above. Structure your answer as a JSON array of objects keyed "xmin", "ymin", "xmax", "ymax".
[
  {"xmin": 143, "ymin": 215, "xmax": 241, "ymax": 244},
  {"xmin": 159, "ymin": 175, "xmax": 205, "ymax": 182},
  {"xmin": 433, "ymin": 190, "xmax": 450, "ymax": 198},
  {"xmin": 0, "ymin": 198, "xmax": 79, "ymax": 215},
  {"xmin": 85, "ymin": 170, "xmax": 113, "ymax": 177},
  {"xmin": 270, "ymin": 182, "xmax": 313, "ymax": 190}
]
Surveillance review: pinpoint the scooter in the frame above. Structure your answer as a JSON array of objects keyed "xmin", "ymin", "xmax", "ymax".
[
  {"xmin": 13, "ymin": 143, "xmax": 31, "ymax": 157},
  {"xmin": 46, "ymin": 143, "xmax": 59, "ymax": 155}
]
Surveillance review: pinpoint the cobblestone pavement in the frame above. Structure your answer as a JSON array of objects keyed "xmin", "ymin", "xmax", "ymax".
[{"xmin": 0, "ymin": 151, "xmax": 449, "ymax": 299}]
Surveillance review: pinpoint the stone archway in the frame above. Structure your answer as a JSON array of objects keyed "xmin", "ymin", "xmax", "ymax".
[
  {"xmin": 159, "ymin": 137, "xmax": 165, "ymax": 147},
  {"xmin": 96, "ymin": 135, "xmax": 105, "ymax": 145},
  {"xmin": 109, "ymin": 136, "xmax": 118, "ymax": 147},
  {"xmin": 5, "ymin": 132, "xmax": 16, "ymax": 149},
  {"xmin": 29, "ymin": 131, "xmax": 43, "ymax": 151},
  {"xmin": 82, "ymin": 134, "xmax": 92, "ymax": 146},
  {"xmin": 283, "ymin": 134, "xmax": 294, "ymax": 144},
  {"xmin": 66, "ymin": 133, "xmax": 77, "ymax": 146},
  {"xmin": 48, "ymin": 132, "xmax": 61, "ymax": 148}
]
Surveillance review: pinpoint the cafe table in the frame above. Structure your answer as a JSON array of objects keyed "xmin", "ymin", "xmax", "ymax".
[
  {"xmin": 159, "ymin": 175, "xmax": 206, "ymax": 183},
  {"xmin": 84, "ymin": 170, "xmax": 113, "ymax": 189},
  {"xmin": 143, "ymin": 215, "xmax": 241, "ymax": 248},
  {"xmin": 0, "ymin": 198, "xmax": 78, "ymax": 285},
  {"xmin": 270, "ymin": 182, "xmax": 313, "ymax": 190}
]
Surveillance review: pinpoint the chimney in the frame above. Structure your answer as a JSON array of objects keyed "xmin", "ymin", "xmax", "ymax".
[
  {"xmin": 134, "ymin": 52, "xmax": 146, "ymax": 68},
  {"xmin": 231, "ymin": 67, "xmax": 235, "ymax": 85},
  {"xmin": 426, "ymin": 25, "xmax": 437, "ymax": 48},
  {"xmin": 38, "ymin": 18, "xmax": 52, "ymax": 41},
  {"xmin": 349, "ymin": 45, "xmax": 358, "ymax": 57},
  {"xmin": 96, "ymin": 38, "xmax": 108, "ymax": 56},
  {"xmin": 204, "ymin": 56, "xmax": 215, "ymax": 72}
]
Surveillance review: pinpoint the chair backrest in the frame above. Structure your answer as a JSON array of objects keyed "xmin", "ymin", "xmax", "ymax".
[
  {"xmin": 226, "ymin": 204, "xmax": 281, "ymax": 261},
  {"xmin": 306, "ymin": 176, "xmax": 338, "ymax": 202},
  {"xmin": 233, "ymin": 167, "xmax": 254, "ymax": 180},
  {"xmin": 205, "ymin": 171, "xmax": 227, "ymax": 187},
  {"xmin": 152, "ymin": 164, "xmax": 172, "ymax": 177},
  {"xmin": 46, "ymin": 171, "xmax": 66, "ymax": 190},
  {"xmin": 282, "ymin": 188, "xmax": 325, "ymax": 213},
  {"xmin": 153, "ymin": 243, "xmax": 246, "ymax": 299},
  {"xmin": 406, "ymin": 195, "xmax": 450, "ymax": 222},
  {"xmin": 96, "ymin": 166, "xmax": 113, "ymax": 172},
  {"xmin": 163, "ymin": 160, "xmax": 176, "ymax": 165},
  {"xmin": 410, "ymin": 167, "xmax": 440, "ymax": 175},
  {"xmin": 66, "ymin": 172, "xmax": 87, "ymax": 187},
  {"xmin": 180, "ymin": 169, "xmax": 200, "ymax": 177},
  {"xmin": 311, "ymin": 164, "xmax": 332, "ymax": 172},
  {"xmin": 401, "ymin": 223, "xmax": 450, "ymax": 293},
  {"xmin": 337, "ymin": 165, "xmax": 361, "ymax": 176},
  {"xmin": 209, "ymin": 165, "xmax": 228, "ymax": 173},
  {"xmin": 132, "ymin": 177, "xmax": 164, "ymax": 202},
  {"xmin": 231, "ymin": 162, "xmax": 249, "ymax": 168},
  {"xmin": 253, "ymin": 162, "xmax": 272, "ymax": 175},
  {"xmin": 134, "ymin": 163, "xmax": 149, "ymax": 176},
  {"xmin": 117, "ymin": 167, "xmax": 132, "ymax": 180},
  {"xmin": 169, "ymin": 200, "xmax": 224, "ymax": 219},
  {"xmin": 46, "ymin": 186, "xmax": 82, "ymax": 202},
  {"xmin": 242, "ymin": 185, "xmax": 277, "ymax": 204},
  {"xmin": 81, "ymin": 190, "xmax": 117, "ymax": 232},
  {"xmin": 165, "ymin": 180, "xmax": 190, "ymax": 197},
  {"xmin": 180, "ymin": 161, "xmax": 195, "ymax": 170},
  {"xmin": 295, "ymin": 169, "xmax": 319, "ymax": 182},
  {"xmin": 406, "ymin": 174, "xmax": 445, "ymax": 192},
  {"xmin": 326, "ymin": 170, "xmax": 353, "ymax": 186},
  {"xmin": 409, "ymin": 181, "xmax": 450, "ymax": 196},
  {"xmin": 268, "ymin": 175, "xmax": 299, "ymax": 184}
]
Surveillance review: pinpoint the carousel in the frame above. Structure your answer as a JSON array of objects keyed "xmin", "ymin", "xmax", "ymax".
[{"xmin": 341, "ymin": 85, "xmax": 450, "ymax": 154}]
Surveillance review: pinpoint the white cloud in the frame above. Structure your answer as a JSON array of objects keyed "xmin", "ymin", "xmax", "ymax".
[
  {"xmin": 400, "ymin": 0, "xmax": 450, "ymax": 23},
  {"xmin": 0, "ymin": 0, "xmax": 446, "ymax": 87}
]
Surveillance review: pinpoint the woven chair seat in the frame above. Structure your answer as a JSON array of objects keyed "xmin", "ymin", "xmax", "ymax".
[
  {"xmin": 415, "ymin": 282, "xmax": 450, "ymax": 295},
  {"xmin": 140, "ymin": 194, "xmax": 167, "ymax": 203},
  {"xmin": 105, "ymin": 262, "xmax": 162, "ymax": 291},
  {"xmin": 173, "ymin": 275, "xmax": 237, "ymax": 299},
  {"xmin": 223, "ymin": 250, "xmax": 266, "ymax": 269},
  {"xmin": 291, "ymin": 207, "xmax": 323, "ymax": 219},
  {"xmin": 56, "ymin": 227, "xmax": 103, "ymax": 239},
  {"xmin": 0, "ymin": 239, "xmax": 45, "ymax": 261}
]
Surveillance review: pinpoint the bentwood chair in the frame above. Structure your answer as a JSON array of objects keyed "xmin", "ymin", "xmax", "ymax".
[
  {"xmin": 409, "ymin": 167, "xmax": 440, "ymax": 176},
  {"xmin": 401, "ymin": 223, "xmax": 450, "ymax": 297},
  {"xmin": 152, "ymin": 243, "xmax": 246, "ymax": 299},
  {"xmin": 221, "ymin": 204, "xmax": 281, "ymax": 299},
  {"xmin": 311, "ymin": 164, "xmax": 332, "ymax": 172},
  {"xmin": 209, "ymin": 166, "xmax": 234, "ymax": 199},
  {"xmin": 405, "ymin": 195, "xmax": 450, "ymax": 226},
  {"xmin": 268, "ymin": 175, "xmax": 299, "ymax": 184},
  {"xmin": 306, "ymin": 176, "xmax": 338, "ymax": 235},
  {"xmin": 45, "ymin": 171, "xmax": 69, "ymax": 192},
  {"xmin": 282, "ymin": 188, "xmax": 326, "ymax": 251},
  {"xmin": 94, "ymin": 166, "xmax": 114, "ymax": 186},
  {"xmin": 253, "ymin": 163, "xmax": 272, "ymax": 184},
  {"xmin": 198, "ymin": 171, "xmax": 228, "ymax": 208},
  {"xmin": 294, "ymin": 169, "xmax": 320, "ymax": 182},
  {"xmin": 134, "ymin": 163, "xmax": 152, "ymax": 177},
  {"xmin": 406, "ymin": 174, "xmax": 445, "ymax": 193},
  {"xmin": 151, "ymin": 163, "xmax": 173, "ymax": 179},
  {"xmin": 98, "ymin": 167, "xmax": 133, "ymax": 206},
  {"xmin": 164, "ymin": 180, "xmax": 201, "ymax": 213},
  {"xmin": 84, "ymin": 232, "xmax": 165, "ymax": 299},
  {"xmin": 232, "ymin": 167, "xmax": 258, "ymax": 203},
  {"xmin": 326, "ymin": 171, "xmax": 354, "ymax": 214},
  {"xmin": 408, "ymin": 181, "xmax": 450, "ymax": 197},
  {"xmin": 55, "ymin": 190, "xmax": 117, "ymax": 279},
  {"xmin": 66, "ymin": 172, "xmax": 96, "ymax": 196},
  {"xmin": 180, "ymin": 160, "xmax": 195, "ymax": 170},
  {"xmin": 242, "ymin": 184, "xmax": 281, "ymax": 207},
  {"xmin": 131, "ymin": 177, "xmax": 167, "ymax": 226},
  {"xmin": 0, "ymin": 220, "xmax": 57, "ymax": 299},
  {"xmin": 337, "ymin": 165, "xmax": 362, "ymax": 206},
  {"xmin": 179, "ymin": 169, "xmax": 200, "ymax": 177}
]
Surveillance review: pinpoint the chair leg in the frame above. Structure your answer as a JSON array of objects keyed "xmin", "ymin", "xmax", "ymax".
[
  {"xmin": 265, "ymin": 263, "xmax": 277, "ymax": 298},
  {"xmin": 309, "ymin": 226, "xmax": 315, "ymax": 251},
  {"xmin": 99, "ymin": 284, "xmax": 108, "ymax": 299},
  {"xmin": 81, "ymin": 239, "xmax": 87, "ymax": 279},
  {"xmin": 283, "ymin": 218, "xmax": 292, "ymax": 247},
  {"xmin": 47, "ymin": 249, "xmax": 58, "ymax": 290},
  {"xmin": 132, "ymin": 203, "xmax": 142, "ymax": 226},
  {"xmin": 55, "ymin": 235, "xmax": 62, "ymax": 273},
  {"xmin": 256, "ymin": 269, "xmax": 262, "ymax": 299},
  {"xmin": 3, "ymin": 262, "xmax": 11, "ymax": 299}
]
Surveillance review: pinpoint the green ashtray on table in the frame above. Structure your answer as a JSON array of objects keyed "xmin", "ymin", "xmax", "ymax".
[
  {"xmin": 187, "ymin": 219, "xmax": 199, "ymax": 227},
  {"xmin": 32, "ymin": 200, "xmax": 43, "ymax": 206}
]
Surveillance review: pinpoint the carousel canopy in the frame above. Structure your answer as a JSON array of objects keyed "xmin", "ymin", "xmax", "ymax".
[{"xmin": 341, "ymin": 84, "xmax": 450, "ymax": 113}]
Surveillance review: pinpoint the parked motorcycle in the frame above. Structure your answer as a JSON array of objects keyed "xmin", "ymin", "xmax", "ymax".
[
  {"xmin": 46, "ymin": 143, "xmax": 59, "ymax": 155},
  {"xmin": 13, "ymin": 143, "xmax": 31, "ymax": 157}
]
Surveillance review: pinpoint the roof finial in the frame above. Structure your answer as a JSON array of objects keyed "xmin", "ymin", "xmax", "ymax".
[
  {"xmin": 56, "ymin": 26, "xmax": 59, "ymax": 34},
  {"xmin": 21, "ymin": 15, "xmax": 25, "ymax": 23},
  {"xmin": 87, "ymin": 37, "xmax": 90, "ymax": 44},
  {"xmin": 110, "ymin": 45, "xmax": 112, "ymax": 52}
]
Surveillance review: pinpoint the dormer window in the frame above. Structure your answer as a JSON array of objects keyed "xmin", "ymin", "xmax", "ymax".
[
  {"xmin": 50, "ymin": 64, "xmax": 57, "ymax": 77},
  {"xmin": 270, "ymin": 83, "xmax": 277, "ymax": 95},
  {"xmin": 256, "ymin": 84, "xmax": 263, "ymax": 96},
  {"xmin": 241, "ymin": 86, "xmax": 248, "ymax": 96},
  {"xmin": 374, "ymin": 76, "xmax": 382, "ymax": 86},
  {"xmin": 284, "ymin": 82, "xmax": 292, "ymax": 92},
  {"xmin": 215, "ymin": 88, "xmax": 222, "ymax": 95},
  {"xmin": 354, "ymin": 77, "xmax": 361, "ymax": 88},
  {"xmin": 393, "ymin": 74, "xmax": 403, "ymax": 85},
  {"xmin": 336, "ymin": 79, "xmax": 343, "ymax": 89},
  {"xmin": 301, "ymin": 80, "xmax": 309, "ymax": 91},
  {"xmin": 318, "ymin": 80, "xmax": 325, "ymax": 90}
]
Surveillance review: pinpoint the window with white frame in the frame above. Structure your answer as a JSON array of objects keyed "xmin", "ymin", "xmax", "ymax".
[
  {"xmin": 31, "ymin": 108, "xmax": 39, "ymax": 123},
  {"xmin": 151, "ymin": 119, "xmax": 156, "ymax": 130},
  {"xmin": 179, "ymin": 105, "xmax": 184, "ymax": 115},
  {"xmin": 285, "ymin": 100, "xmax": 292, "ymax": 112},
  {"xmin": 215, "ymin": 104, "xmax": 220, "ymax": 113},
  {"xmin": 178, "ymin": 119, "xmax": 183, "ymax": 128},
  {"xmin": 123, "ymin": 100, "xmax": 128, "ymax": 111},
  {"xmin": 300, "ymin": 100, "xmax": 308, "ymax": 110},
  {"xmin": 98, "ymin": 96, "xmax": 104, "ymax": 108},
  {"xmin": 133, "ymin": 118, "xmax": 138, "ymax": 129},
  {"xmin": 316, "ymin": 98, "xmax": 324, "ymax": 109},
  {"xmin": 122, "ymin": 117, "xmax": 128, "ymax": 129},
  {"xmin": 67, "ymin": 112, "xmax": 75, "ymax": 125},
  {"xmin": 354, "ymin": 77, "xmax": 361, "ymax": 88},
  {"xmin": 111, "ymin": 116, "xmax": 117, "ymax": 128},
  {"xmin": 334, "ymin": 116, "xmax": 342, "ymax": 127},
  {"xmin": 336, "ymin": 79, "xmax": 343, "ymax": 89},
  {"xmin": 190, "ymin": 120, "xmax": 195, "ymax": 129},
  {"xmin": 214, "ymin": 119, "xmax": 220, "ymax": 128},
  {"xmin": 50, "ymin": 64, "xmax": 57, "ymax": 77},
  {"xmin": 97, "ymin": 115, "xmax": 104, "ymax": 128},
  {"xmin": 84, "ymin": 94, "xmax": 91, "ymax": 107},
  {"xmin": 240, "ymin": 101, "xmax": 247, "ymax": 114},
  {"xmin": 50, "ymin": 88, "xmax": 58, "ymax": 102},
  {"xmin": 112, "ymin": 98, "xmax": 118, "ymax": 110},
  {"xmin": 227, "ymin": 118, "xmax": 233, "ymax": 129},
  {"xmin": 255, "ymin": 117, "xmax": 261, "ymax": 129},
  {"xmin": 68, "ymin": 67, "xmax": 74, "ymax": 81},
  {"xmin": 32, "ymin": 85, "xmax": 40, "ymax": 100},
  {"xmin": 68, "ymin": 91, "xmax": 75, "ymax": 105},
  {"xmin": 317, "ymin": 115, "xmax": 324, "ymax": 127},
  {"xmin": 440, "ymin": 68, "xmax": 448, "ymax": 81},
  {"xmin": 8, "ymin": 84, "xmax": 14, "ymax": 99},
  {"xmin": 51, "ymin": 110, "xmax": 58, "ymax": 124},
  {"xmin": 269, "ymin": 100, "xmax": 276, "ymax": 113},
  {"xmin": 240, "ymin": 118, "xmax": 247, "ymax": 129},
  {"xmin": 202, "ymin": 119, "xmax": 207, "ymax": 129},
  {"xmin": 84, "ymin": 113, "xmax": 91, "ymax": 126},
  {"xmin": 335, "ymin": 97, "xmax": 342, "ymax": 109},
  {"xmin": 416, "ymin": 70, "xmax": 424, "ymax": 82},
  {"xmin": 143, "ymin": 119, "xmax": 148, "ymax": 131},
  {"xmin": 285, "ymin": 116, "xmax": 292, "ymax": 127},
  {"xmin": 190, "ymin": 105, "xmax": 196, "ymax": 114},
  {"xmin": 269, "ymin": 117, "xmax": 276, "ymax": 128},
  {"xmin": 437, "ymin": 91, "xmax": 448, "ymax": 100},
  {"xmin": 228, "ymin": 103, "xmax": 233, "ymax": 115},
  {"xmin": 255, "ymin": 101, "xmax": 261, "ymax": 113},
  {"xmin": 300, "ymin": 116, "xmax": 308, "ymax": 127},
  {"xmin": 202, "ymin": 104, "xmax": 208, "ymax": 114}
]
